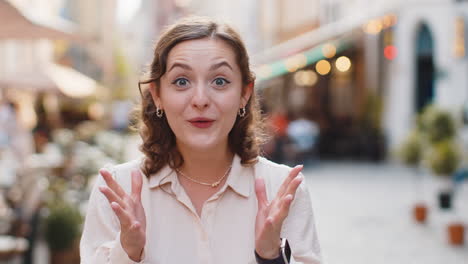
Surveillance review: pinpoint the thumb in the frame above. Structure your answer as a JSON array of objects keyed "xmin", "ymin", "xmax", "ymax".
[{"xmin": 255, "ymin": 178, "xmax": 268, "ymax": 209}]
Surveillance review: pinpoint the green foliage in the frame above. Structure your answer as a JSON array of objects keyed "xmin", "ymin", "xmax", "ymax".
[
  {"xmin": 360, "ymin": 93, "xmax": 383, "ymax": 132},
  {"xmin": 45, "ymin": 202, "xmax": 83, "ymax": 252},
  {"xmin": 427, "ymin": 140, "xmax": 461, "ymax": 177},
  {"xmin": 398, "ymin": 130, "xmax": 423, "ymax": 166},
  {"xmin": 420, "ymin": 106, "xmax": 456, "ymax": 143}
]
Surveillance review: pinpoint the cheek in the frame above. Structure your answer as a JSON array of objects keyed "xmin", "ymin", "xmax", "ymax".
[
  {"xmin": 160, "ymin": 89, "xmax": 186, "ymax": 113},
  {"xmin": 216, "ymin": 94, "xmax": 241, "ymax": 128},
  {"xmin": 160, "ymin": 94, "xmax": 188, "ymax": 131},
  {"xmin": 216, "ymin": 93, "xmax": 241, "ymax": 115}
]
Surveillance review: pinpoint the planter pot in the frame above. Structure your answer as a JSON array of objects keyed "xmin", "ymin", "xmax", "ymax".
[
  {"xmin": 447, "ymin": 222, "xmax": 465, "ymax": 246},
  {"xmin": 49, "ymin": 240, "xmax": 80, "ymax": 264},
  {"xmin": 413, "ymin": 203, "xmax": 428, "ymax": 223},
  {"xmin": 438, "ymin": 191, "xmax": 452, "ymax": 210}
]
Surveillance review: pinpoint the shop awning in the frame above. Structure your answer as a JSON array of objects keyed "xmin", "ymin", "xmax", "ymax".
[
  {"xmin": 46, "ymin": 63, "xmax": 98, "ymax": 98},
  {"xmin": 0, "ymin": 63, "xmax": 99, "ymax": 98},
  {"xmin": 253, "ymin": 2, "xmax": 402, "ymax": 83},
  {"xmin": 0, "ymin": 0, "xmax": 77, "ymax": 40},
  {"xmin": 254, "ymin": 37, "xmax": 354, "ymax": 82}
]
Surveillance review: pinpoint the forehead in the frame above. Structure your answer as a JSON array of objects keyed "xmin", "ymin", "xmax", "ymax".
[{"xmin": 166, "ymin": 38, "xmax": 238, "ymax": 69}]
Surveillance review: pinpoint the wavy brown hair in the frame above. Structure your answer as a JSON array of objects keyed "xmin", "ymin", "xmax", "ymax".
[{"xmin": 136, "ymin": 16, "xmax": 266, "ymax": 178}]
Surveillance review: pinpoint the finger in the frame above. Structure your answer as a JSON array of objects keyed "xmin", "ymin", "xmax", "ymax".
[
  {"xmin": 131, "ymin": 170, "xmax": 143, "ymax": 201},
  {"xmin": 111, "ymin": 201, "xmax": 132, "ymax": 228},
  {"xmin": 277, "ymin": 194, "xmax": 294, "ymax": 221},
  {"xmin": 277, "ymin": 165, "xmax": 303, "ymax": 197},
  {"xmin": 255, "ymin": 178, "xmax": 268, "ymax": 209},
  {"xmin": 283, "ymin": 173, "xmax": 303, "ymax": 199},
  {"xmin": 99, "ymin": 185, "xmax": 125, "ymax": 208},
  {"xmin": 100, "ymin": 169, "xmax": 126, "ymax": 198}
]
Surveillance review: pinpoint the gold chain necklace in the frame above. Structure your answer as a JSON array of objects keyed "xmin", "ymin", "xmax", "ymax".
[{"xmin": 176, "ymin": 166, "xmax": 232, "ymax": 188}]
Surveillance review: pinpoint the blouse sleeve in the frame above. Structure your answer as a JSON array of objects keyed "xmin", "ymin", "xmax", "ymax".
[
  {"xmin": 281, "ymin": 172, "xmax": 322, "ymax": 264},
  {"xmin": 80, "ymin": 166, "xmax": 146, "ymax": 264}
]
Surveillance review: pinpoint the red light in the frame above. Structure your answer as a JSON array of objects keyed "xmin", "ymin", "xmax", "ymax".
[{"xmin": 384, "ymin": 45, "xmax": 397, "ymax": 60}]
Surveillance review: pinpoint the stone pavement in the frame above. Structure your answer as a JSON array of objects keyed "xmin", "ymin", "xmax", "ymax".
[{"xmin": 302, "ymin": 162, "xmax": 468, "ymax": 264}]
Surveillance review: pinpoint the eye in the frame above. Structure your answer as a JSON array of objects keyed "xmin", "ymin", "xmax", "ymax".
[
  {"xmin": 172, "ymin": 78, "xmax": 190, "ymax": 87},
  {"xmin": 213, "ymin": 77, "xmax": 231, "ymax": 87}
]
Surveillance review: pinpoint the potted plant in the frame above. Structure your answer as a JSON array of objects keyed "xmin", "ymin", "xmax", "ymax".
[
  {"xmin": 419, "ymin": 105, "xmax": 466, "ymax": 245},
  {"xmin": 44, "ymin": 201, "xmax": 82, "ymax": 264},
  {"xmin": 419, "ymin": 106, "xmax": 458, "ymax": 209},
  {"xmin": 419, "ymin": 106, "xmax": 456, "ymax": 144},
  {"xmin": 426, "ymin": 140, "xmax": 466, "ymax": 246},
  {"xmin": 427, "ymin": 140, "xmax": 460, "ymax": 209},
  {"xmin": 398, "ymin": 129, "xmax": 427, "ymax": 223}
]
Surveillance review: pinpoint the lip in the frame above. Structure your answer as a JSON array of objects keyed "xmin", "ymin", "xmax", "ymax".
[{"xmin": 188, "ymin": 117, "xmax": 215, "ymax": 128}]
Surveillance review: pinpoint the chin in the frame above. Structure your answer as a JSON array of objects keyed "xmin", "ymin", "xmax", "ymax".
[{"xmin": 182, "ymin": 135, "xmax": 225, "ymax": 151}]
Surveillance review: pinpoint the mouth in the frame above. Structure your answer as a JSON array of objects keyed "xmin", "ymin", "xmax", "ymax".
[{"xmin": 188, "ymin": 118, "xmax": 215, "ymax": 128}]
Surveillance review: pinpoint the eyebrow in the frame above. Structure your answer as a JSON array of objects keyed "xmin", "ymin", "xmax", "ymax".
[
  {"xmin": 167, "ymin": 61, "xmax": 233, "ymax": 73},
  {"xmin": 168, "ymin": 63, "xmax": 192, "ymax": 73},
  {"xmin": 209, "ymin": 61, "xmax": 233, "ymax": 71}
]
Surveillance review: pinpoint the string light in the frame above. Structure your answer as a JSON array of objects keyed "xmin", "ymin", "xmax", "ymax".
[
  {"xmin": 285, "ymin": 53, "xmax": 307, "ymax": 72},
  {"xmin": 322, "ymin": 43, "xmax": 336, "ymax": 59},
  {"xmin": 335, "ymin": 56, "xmax": 351, "ymax": 72},
  {"xmin": 294, "ymin": 70, "xmax": 318, "ymax": 86},
  {"xmin": 316, "ymin": 60, "xmax": 331, "ymax": 75}
]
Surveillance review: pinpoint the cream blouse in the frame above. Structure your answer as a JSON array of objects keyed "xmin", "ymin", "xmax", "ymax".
[{"xmin": 80, "ymin": 155, "xmax": 322, "ymax": 264}]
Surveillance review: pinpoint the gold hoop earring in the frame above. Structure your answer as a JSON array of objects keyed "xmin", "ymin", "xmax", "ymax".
[
  {"xmin": 238, "ymin": 107, "xmax": 246, "ymax": 118},
  {"xmin": 156, "ymin": 107, "xmax": 164, "ymax": 118}
]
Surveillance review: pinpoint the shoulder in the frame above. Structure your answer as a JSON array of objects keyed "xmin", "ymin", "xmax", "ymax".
[
  {"xmin": 254, "ymin": 156, "xmax": 294, "ymax": 180},
  {"xmin": 102, "ymin": 158, "xmax": 144, "ymax": 192},
  {"xmin": 253, "ymin": 156, "xmax": 300, "ymax": 200}
]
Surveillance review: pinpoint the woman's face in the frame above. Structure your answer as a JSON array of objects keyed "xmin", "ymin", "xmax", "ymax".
[{"xmin": 150, "ymin": 38, "xmax": 252, "ymax": 152}]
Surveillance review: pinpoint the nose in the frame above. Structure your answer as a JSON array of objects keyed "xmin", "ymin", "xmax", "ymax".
[{"xmin": 191, "ymin": 83, "xmax": 210, "ymax": 110}]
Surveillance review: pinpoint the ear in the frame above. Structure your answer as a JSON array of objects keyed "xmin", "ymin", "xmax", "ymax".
[
  {"xmin": 241, "ymin": 82, "xmax": 254, "ymax": 108},
  {"xmin": 149, "ymin": 82, "xmax": 162, "ymax": 109}
]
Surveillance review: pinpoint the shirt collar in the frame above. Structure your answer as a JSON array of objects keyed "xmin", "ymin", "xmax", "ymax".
[{"xmin": 147, "ymin": 154, "xmax": 252, "ymax": 198}]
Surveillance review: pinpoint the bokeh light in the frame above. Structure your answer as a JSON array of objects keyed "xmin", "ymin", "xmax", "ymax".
[
  {"xmin": 316, "ymin": 60, "xmax": 331, "ymax": 75},
  {"xmin": 335, "ymin": 56, "xmax": 351, "ymax": 72},
  {"xmin": 285, "ymin": 53, "xmax": 307, "ymax": 72},
  {"xmin": 294, "ymin": 70, "xmax": 318, "ymax": 86},
  {"xmin": 364, "ymin": 19, "xmax": 383, "ymax": 35},
  {"xmin": 384, "ymin": 45, "xmax": 398, "ymax": 60},
  {"xmin": 322, "ymin": 43, "xmax": 337, "ymax": 59}
]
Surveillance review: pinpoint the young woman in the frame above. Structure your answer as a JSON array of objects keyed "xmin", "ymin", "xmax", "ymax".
[{"xmin": 80, "ymin": 16, "xmax": 322, "ymax": 264}]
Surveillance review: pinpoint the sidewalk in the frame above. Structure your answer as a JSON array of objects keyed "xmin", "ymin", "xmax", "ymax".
[{"xmin": 303, "ymin": 162, "xmax": 468, "ymax": 264}]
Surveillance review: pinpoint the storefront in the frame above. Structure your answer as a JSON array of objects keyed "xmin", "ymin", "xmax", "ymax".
[{"xmin": 254, "ymin": 15, "xmax": 396, "ymax": 161}]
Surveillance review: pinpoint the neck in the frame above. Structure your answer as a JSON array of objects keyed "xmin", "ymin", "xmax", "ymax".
[{"xmin": 176, "ymin": 142, "xmax": 234, "ymax": 183}]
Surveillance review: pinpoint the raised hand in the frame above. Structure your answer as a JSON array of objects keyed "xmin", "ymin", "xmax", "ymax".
[
  {"xmin": 99, "ymin": 169, "xmax": 146, "ymax": 262},
  {"xmin": 254, "ymin": 165, "xmax": 303, "ymax": 259}
]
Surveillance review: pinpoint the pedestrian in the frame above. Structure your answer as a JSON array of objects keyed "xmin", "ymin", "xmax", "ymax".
[
  {"xmin": 269, "ymin": 108, "xmax": 290, "ymax": 163},
  {"xmin": 80, "ymin": 16, "xmax": 322, "ymax": 264},
  {"xmin": 287, "ymin": 114, "xmax": 319, "ymax": 165}
]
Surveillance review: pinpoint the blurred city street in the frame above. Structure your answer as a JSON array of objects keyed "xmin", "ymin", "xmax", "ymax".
[
  {"xmin": 304, "ymin": 162, "xmax": 468, "ymax": 264},
  {"xmin": 2, "ymin": 0, "xmax": 468, "ymax": 263},
  {"xmin": 29, "ymin": 159, "xmax": 468, "ymax": 264}
]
